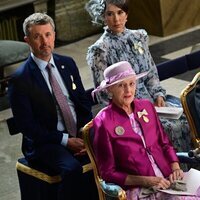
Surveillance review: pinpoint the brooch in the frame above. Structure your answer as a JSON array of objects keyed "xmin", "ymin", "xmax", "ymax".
[
  {"xmin": 133, "ymin": 41, "xmax": 144, "ymax": 55},
  {"xmin": 70, "ymin": 75, "xmax": 76, "ymax": 90},
  {"xmin": 137, "ymin": 109, "xmax": 149, "ymax": 123},
  {"xmin": 115, "ymin": 126, "xmax": 125, "ymax": 136}
]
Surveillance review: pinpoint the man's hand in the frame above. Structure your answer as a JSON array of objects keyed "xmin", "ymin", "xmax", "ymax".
[
  {"xmin": 67, "ymin": 138, "xmax": 86, "ymax": 156},
  {"xmin": 74, "ymin": 149, "xmax": 87, "ymax": 156}
]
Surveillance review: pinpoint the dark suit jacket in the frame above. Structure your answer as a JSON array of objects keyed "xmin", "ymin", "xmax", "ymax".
[{"xmin": 8, "ymin": 53, "xmax": 92, "ymax": 159}]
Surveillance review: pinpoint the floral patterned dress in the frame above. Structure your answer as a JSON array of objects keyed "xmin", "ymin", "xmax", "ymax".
[
  {"xmin": 86, "ymin": 27, "xmax": 191, "ymax": 152},
  {"xmin": 126, "ymin": 187, "xmax": 200, "ymax": 200}
]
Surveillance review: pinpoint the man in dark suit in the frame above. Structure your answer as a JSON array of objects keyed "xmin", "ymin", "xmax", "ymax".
[{"xmin": 8, "ymin": 13, "xmax": 97, "ymax": 200}]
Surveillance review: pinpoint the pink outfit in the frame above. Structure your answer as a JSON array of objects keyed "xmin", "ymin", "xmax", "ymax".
[
  {"xmin": 93, "ymin": 99, "xmax": 200, "ymax": 199},
  {"xmin": 129, "ymin": 113, "xmax": 164, "ymax": 178},
  {"xmin": 93, "ymin": 99, "xmax": 178, "ymax": 187}
]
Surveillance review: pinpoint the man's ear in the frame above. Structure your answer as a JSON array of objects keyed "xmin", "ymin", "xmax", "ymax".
[{"xmin": 24, "ymin": 36, "xmax": 29, "ymax": 43}]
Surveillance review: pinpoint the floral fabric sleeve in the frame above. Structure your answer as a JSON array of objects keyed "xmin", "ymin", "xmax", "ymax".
[
  {"xmin": 86, "ymin": 45, "xmax": 107, "ymax": 88},
  {"xmin": 137, "ymin": 30, "xmax": 166, "ymax": 101},
  {"xmin": 86, "ymin": 42, "xmax": 110, "ymax": 105}
]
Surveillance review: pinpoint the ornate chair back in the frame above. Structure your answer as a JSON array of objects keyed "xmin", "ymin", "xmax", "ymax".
[
  {"xmin": 180, "ymin": 72, "xmax": 200, "ymax": 148},
  {"xmin": 82, "ymin": 120, "xmax": 127, "ymax": 200}
]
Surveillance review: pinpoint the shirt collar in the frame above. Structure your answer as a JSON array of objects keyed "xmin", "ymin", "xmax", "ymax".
[{"xmin": 31, "ymin": 53, "xmax": 56, "ymax": 71}]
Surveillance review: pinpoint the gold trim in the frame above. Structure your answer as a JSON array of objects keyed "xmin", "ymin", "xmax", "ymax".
[
  {"xmin": 16, "ymin": 161, "xmax": 92, "ymax": 184},
  {"xmin": 180, "ymin": 72, "xmax": 200, "ymax": 147},
  {"xmin": 82, "ymin": 120, "xmax": 126, "ymax": 200},
  {"xmin": 83, "ymin": 120, "xmax": 106, "ymax": 200},
  {"xmin": 83, "ymin": 163, "xmax": 93, "ymax": 173},
  {"xmin": 16, "ymin": 161, "xmax": 61, "ymax": 184}
]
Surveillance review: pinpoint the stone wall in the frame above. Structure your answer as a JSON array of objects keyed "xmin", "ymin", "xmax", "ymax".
[{"xmin": 55, "ymin": 0, "xmax": 101, "ymax": 42}]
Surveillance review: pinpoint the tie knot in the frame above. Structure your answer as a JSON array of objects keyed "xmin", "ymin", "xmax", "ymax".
[
  {"xmin": 47, "ymin": 63, "xmax": 52, "ymax": 69},
  {"xmin": 46, "ymin": 63, "xmax": 53, "ymax": 74}
]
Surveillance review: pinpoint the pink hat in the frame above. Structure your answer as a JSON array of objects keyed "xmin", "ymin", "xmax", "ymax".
[{"xmin": 92, "ymin": 61, "xmax": 148, "ymax": 95}]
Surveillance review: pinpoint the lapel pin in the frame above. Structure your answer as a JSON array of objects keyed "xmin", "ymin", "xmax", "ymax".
[
  {"xmin": 133, "ymin": 42, "xmax": 144, "ymax": 55},
  {"xmin": 143, "ymin": 116, "xmax": 149, "ymax": 123},
  {"xmin": 137, "ymin": 109, "xmax": 149, "ymax": 123},
  {"xmin": 72, "ymin": 83, "xmax": 76, "ymax": 90},
  {"xmin": 115, "ymin": 126, "xmax": 125, "ymax": 136},
  {"xmin": 138, "ymin": 47, "xmax": 144, "ymax": 55},
  {"xmin": 70, "ymin": 75, "xmax": 77, "ymax": 90},
  {"xmin": 61, "ymin": 65, "xmax": 65, "ymax": 69}
]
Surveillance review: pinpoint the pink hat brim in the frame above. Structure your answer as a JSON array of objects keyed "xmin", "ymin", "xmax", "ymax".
[{"xmin": 92, "ymin": 71, "xmax": 148, "ymax": 97}]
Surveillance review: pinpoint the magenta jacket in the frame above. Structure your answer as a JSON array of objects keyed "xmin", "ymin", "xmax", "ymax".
[{"xmin": 93, "ymin": 99, "xmax": 179, "ymax": 188}]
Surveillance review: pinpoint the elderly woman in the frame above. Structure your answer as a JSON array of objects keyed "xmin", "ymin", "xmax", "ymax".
[
  {"xmin": 92, "ymin": 61, "xmax": 200, "ymax": 199},
  {"xmin": 85, "ymin": 0, "xmax": 191, "ymax": 153}
]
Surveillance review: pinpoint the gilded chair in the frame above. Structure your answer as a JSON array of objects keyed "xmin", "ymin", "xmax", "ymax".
[
  {"xmin": 7, "ymin": 117, "xmax": 93, "ymax": 200},
  {"xmin": 180, "ymin": 72, "xmax": 200, "ymax": 148},
  {"xmin": 82, "ymin": 120, "xmax": 127, "ymax": 200}
]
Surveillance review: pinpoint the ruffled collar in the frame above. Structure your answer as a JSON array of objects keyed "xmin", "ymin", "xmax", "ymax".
[{"xmin": 104, "ymin": 26, "xmax": 129, "ymax": 38}]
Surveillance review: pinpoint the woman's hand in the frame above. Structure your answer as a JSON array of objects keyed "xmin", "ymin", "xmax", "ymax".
[
  {"xmin": 169, "ymin": 162, "xmax": 184, "ymax": 183},
  {"xmin": 125, "ymin": 175, "xmax": 170, "ymax": 189},
  {"xmin": 169, "ymin": 169, "xmax": 184, "ymax": 183},
  {"xmin": 146, "ymin": 176, "xmax": 171, "ymax": 189},
  {"xmin": 154, "ymin": 96, "xmax": 165, "ymax": 107}
]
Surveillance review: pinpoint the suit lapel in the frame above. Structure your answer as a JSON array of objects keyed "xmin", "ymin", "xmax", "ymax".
[
  {"xmin": 53, "ymin": 55, "xmax": 73, "ymax": 93},
  {"xmin": 28, "ymin": 56, "xmax": 52, "ymax": 96}
]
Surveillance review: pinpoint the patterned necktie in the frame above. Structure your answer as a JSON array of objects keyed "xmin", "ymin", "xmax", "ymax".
[{"xmin": 46, "ymin": 63, "xmax": 77, "ymax": 137}]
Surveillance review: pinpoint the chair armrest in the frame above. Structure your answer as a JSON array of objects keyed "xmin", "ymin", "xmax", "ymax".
[
  {"xmin": 100, "ymin": 180, "xmax": 126, "ymax": 200},
  {"xmin": 176, "ymin": 152, "xmax": 200, "ymax": 164}
]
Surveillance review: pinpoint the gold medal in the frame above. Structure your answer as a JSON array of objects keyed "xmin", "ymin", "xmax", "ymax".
[
  {"xmin": 143, "ymin": 116, "xmax": 149, "ymax": 123},
  {"xmin": 115, "ymin": 126, "xmax": 125, "ymax": 136},
  {"xmin": 70, "ymin": 75, "xmax": 76, "ymax": 90},
  {"xmin": 72, "ymin": 83, "xmax": 76, "ymax": 90}
]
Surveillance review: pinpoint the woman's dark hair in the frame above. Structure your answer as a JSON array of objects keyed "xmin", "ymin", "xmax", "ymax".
[
  {"xmin": 85, "ymin": 0, "xmax": 129, "ymax": 25},
  {"xmin": 105, "ymin": 0, "xmax": 129, "ymax": 14}
]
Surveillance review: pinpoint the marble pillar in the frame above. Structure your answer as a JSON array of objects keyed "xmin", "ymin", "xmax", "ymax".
[{"xmin": 127, "ymin": 0, "xmax": 200, "ymax": 36}]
